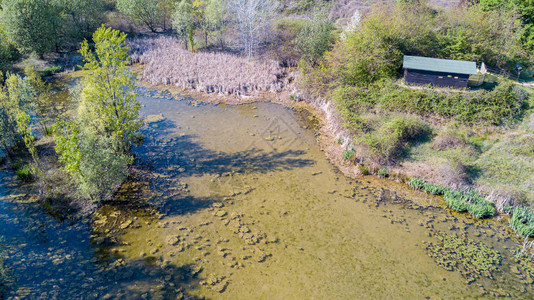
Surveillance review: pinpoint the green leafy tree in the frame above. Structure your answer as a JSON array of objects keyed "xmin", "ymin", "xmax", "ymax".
[
  {"xmin": 53, "ymin": 0, "xmax": 106, "ymax": 49},
  {"xmin": 295, "ymin": 8, "xmax": 336, "ymax": 65},
  {"xmin": 173, "ymin": 0, "xmax": 227, "ymax": 50},
  {"xmin": 0, "ymin": 73, "xmax": 36, "ymax": 154},
  {"xmin": 55, "ymin": 26, "xmax": 141, "ymax": 203},
  {"xmin": 0, "ymin": 0, "xmax": 60, "ymax": 56},
  {"xmin": 117, "ymin": 0, "xmax": 161, "ymax": 32},
  {"xmin": 173, "ymin": 0, "xmax": 196, "ymax": 50},
  {"xmin": 0, "ymin": 23, "xmax": 19, "ymax": 72},
  {"xmin": 78, "ymin": 25, "xmax": 141, "ymax": 152}
]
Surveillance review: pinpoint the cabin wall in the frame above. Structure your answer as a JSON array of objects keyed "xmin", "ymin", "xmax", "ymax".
[{"xmin": 404, "ymin": 69, "xmax": 470, "ymax": 88}]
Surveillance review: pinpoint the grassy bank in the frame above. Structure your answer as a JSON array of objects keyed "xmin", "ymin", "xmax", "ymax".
[{"xmin": 298, "ymin": 1, "xmax": 534, "ymax": 238}]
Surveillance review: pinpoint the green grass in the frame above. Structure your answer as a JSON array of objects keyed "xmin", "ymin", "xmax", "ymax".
[
  {"xmin": 474, "ymin": 133, "xmax": 534, "ymax": 204},
  {"xmin": 409, "ymin": 177, "xmax": 496, "ymax": 219},
  {"xmin": 354, "ymin": 115, "xmax": 431, "ymax": 165},
  {"xmin": 509, "ymin": 207, "xmax": 534, "ymax": 237}
]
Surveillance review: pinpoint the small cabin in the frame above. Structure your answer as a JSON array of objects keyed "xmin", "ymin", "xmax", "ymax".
[{"xmin": 403, "ymin": 55, "xmax": 477, "ymax": 88}]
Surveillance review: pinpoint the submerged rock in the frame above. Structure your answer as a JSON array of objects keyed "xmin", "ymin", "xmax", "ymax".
[{"xmin": 145, "ymin": 114, "xmax": 165, "ymax": 124}]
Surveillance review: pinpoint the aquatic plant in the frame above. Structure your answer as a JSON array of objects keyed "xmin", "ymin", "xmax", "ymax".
[
  {"xmin": 408, "ymin": 177, "xmax": 495, "ymax": 218},
  {"xmin": 509, "ymin": 207, "xmax": 534, "ymax": 237},
  {"xmin": 128, "ymin": 36, "xmax": 283, "ymax": 95},
  {"xmin": 444, "ymin": 190, "xmax": 496, "ymax": 219},
  {"xmin": 409, "ymin": 178, "xmax": 450, "ymax": 195},
  {"xmin": 514, "ymin": 245, "xmax": 534, "ymax": 284},
  {"xmin": 423, "ymin": 182, "xmax": 450, "ymax": 195},
  {"xmin": 408, "ymin": 177, "xmax": 426, "ymax": 190},
  {"xmin": 424, "ymin": 233, "xmax": 501, "ymax": 283}
]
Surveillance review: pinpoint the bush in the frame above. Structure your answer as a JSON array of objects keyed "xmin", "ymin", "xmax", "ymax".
[
  {"xmin": 509, "ymin": 207, "xmax": 534, "ymax": 237},
  {"xmin": 359, "ymin": 116, "xmax": 430, "ymax": 165},
  {"xmin": 40, "ymin": 66, "xmax": 62, "ymax": 77},
  {"xmin": 377, "ymin": 168, "xmax": 388, "ymax": 178},
  {"xmin": 358, "ymin": 164, "xmax": 369, "ymax": 175},
  {"xmin": 16, "ymin": 165, "xmax": 33, "ymax": 182},
  {"xmin": 342, "ymin": 148, "xmax": 355, "ymax": 161},
  {"xmin": 271, "ymin": 18, "xmax": 307, "ymax": 66}
]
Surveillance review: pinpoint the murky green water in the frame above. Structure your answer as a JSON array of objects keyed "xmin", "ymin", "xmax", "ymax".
[{"xmin": 1, "ymin": 86, "xmax": 533, "ymax": 299}]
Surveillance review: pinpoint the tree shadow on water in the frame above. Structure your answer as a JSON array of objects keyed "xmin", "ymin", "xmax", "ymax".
[
  {"xmin": 135, "ymin": 121, "xmax": 316, "ymax": 179},
  {"xmin": 100, "ymin": 258, "xmax": 204, "ymax": 299}
]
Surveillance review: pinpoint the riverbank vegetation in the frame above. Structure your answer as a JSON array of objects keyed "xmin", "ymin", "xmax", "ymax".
[
  {"xmin": 1, "ymin": 24, "xmax": 141, "ymax": 216},
  {"xmin": 300, "ymin": 1, "xmax": 534, "ymax": 229}
]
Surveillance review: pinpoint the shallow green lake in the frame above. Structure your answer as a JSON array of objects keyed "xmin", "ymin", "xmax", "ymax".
[{"xmin": 0, "ymin": 86, "xmax": 532, "ymax": 299}]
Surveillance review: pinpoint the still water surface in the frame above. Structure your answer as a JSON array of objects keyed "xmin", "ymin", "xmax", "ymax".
[{"xmin": 0, "ymin": 87, "xmax": 531, "ymax": 299}]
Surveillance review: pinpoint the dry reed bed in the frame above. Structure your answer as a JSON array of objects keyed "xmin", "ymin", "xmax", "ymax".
[{"xmin": 128, "ymin": 36, "xmax": 283, "ymax": 95}]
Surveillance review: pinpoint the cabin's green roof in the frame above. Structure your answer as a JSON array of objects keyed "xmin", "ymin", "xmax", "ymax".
[{"xmin": 403, "ymin": 55, "xmax": 477, "ymax": 75}]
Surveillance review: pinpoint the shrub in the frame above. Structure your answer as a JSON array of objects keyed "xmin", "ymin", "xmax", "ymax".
[
  {"xmin": 342, "ymin": 148, "xmax": 355, "ymax": 161},
  {"xmin": 358, "ymin": 164, "xmax": 369, "ymax": 175},
  {"xmin": 271, "ymin": 18, "xmax": 307, "ymax": 66},
  {"xmin": 509, "ymin": 207, "xmax": 534, "ymax": 237},
  {"xmin": 375, "ymin": 81, "xmax": 527, "ymax": 126},
  {"xmin": 336, "ymin": 137, "xmax": 343, "ymax": 144},
  {"xmin": 432, "ymin": 124, "xmax": 472, "ymax": 151},
  {"xmin": 295, "ymin": 8, "xmax": 336, "ymax": 65},
  {"xmin": 359, "ymin": 116, "xmax": 430, "ymax": 165},
  {"xmin": 377, "ymin": 168, "xmax": 388, "ymax": 178},
  {"xmin": 40, "ymin": 66, "xmax": 62, "ymax": 77},
  {"xmin": 509, "ymin": 134, "xmax": 534, "ymax": 157},
  {"xmin": 16, "ymin": 165, "xmax": 33, "ymax": 182}
]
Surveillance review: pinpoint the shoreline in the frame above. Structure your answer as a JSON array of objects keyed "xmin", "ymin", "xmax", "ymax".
[{"xmin": 134, "ymin": 67, "xmax": 363, "ymax": 180}]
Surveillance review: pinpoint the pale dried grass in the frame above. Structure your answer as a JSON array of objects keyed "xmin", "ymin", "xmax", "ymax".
[{"xmin": 128, "ymin": 36, "xmax": 283, "ymax": 95}]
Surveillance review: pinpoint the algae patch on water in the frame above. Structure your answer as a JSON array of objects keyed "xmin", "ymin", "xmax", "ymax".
[
  {"xmin": 513, "ymin": 250, "xmax": 534, "ymax": 284},
  {"xmin": 424, "ymin": 232, "xmax": 501, "ymax": 283}
]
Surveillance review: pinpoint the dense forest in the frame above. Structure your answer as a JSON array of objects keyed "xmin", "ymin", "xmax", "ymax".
[{"xmin": 1, "ymin": 0, "xmax": 534, "ymax": 298}]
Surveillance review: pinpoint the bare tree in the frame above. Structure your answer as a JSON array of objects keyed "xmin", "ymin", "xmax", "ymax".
[{"xmin": 226, "ymin": 0, "xmax": 277, "ymax": 58}]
